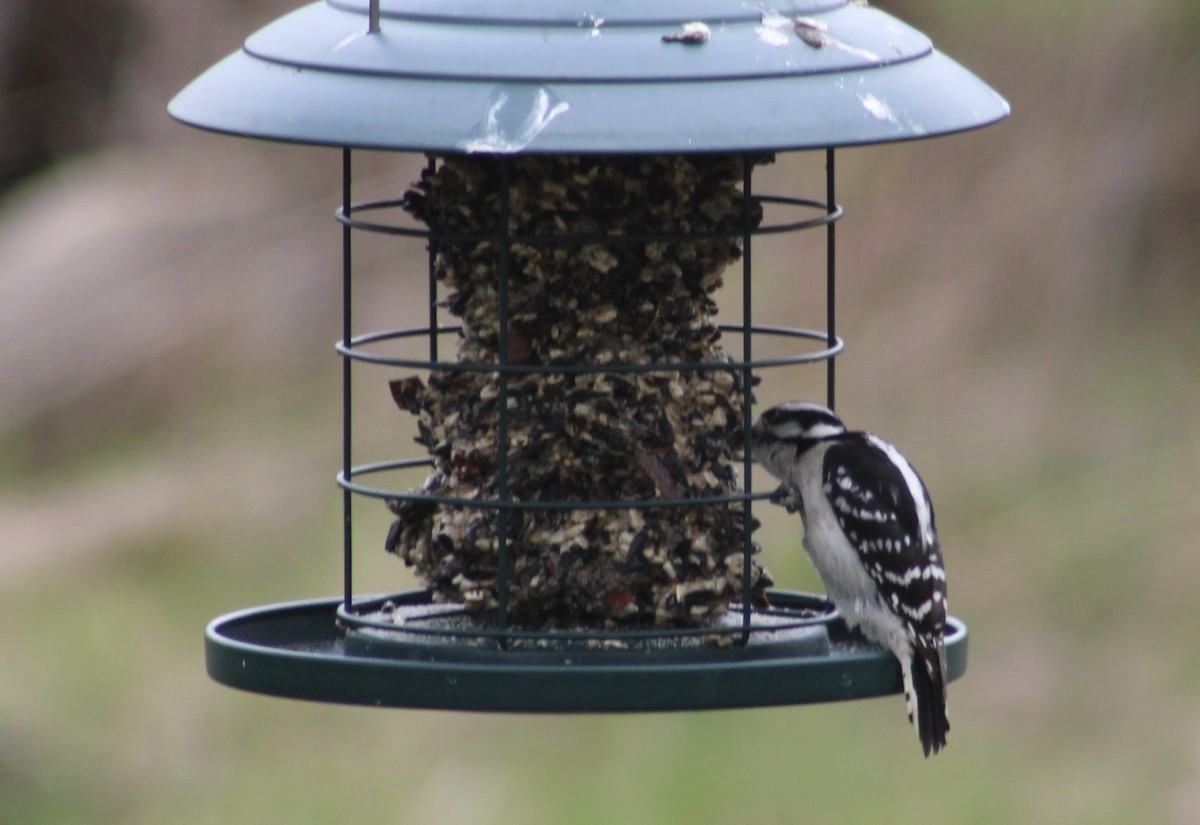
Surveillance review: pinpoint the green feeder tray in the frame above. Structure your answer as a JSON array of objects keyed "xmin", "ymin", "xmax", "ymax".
[{"xmin": 206, "ymin": 589, "xmax": 968, "ymax": 711}]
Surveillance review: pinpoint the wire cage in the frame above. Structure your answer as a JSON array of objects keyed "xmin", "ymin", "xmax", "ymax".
[{"xmin": 172, "ymin": 0, "xmax": 1005, "ymax": 712}]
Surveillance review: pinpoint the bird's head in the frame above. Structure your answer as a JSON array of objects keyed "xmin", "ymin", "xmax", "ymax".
[{"xmin": 751, "ymin": 401, "xmax": 847, "ymax": 447}]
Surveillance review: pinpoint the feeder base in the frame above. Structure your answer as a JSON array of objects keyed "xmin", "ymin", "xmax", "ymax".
[{"xmin": 205, "ymin": 590, "xmax": 967, "ymax": 712}]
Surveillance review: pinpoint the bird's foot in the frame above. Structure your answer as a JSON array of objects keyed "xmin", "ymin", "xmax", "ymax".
[{"xmin": 768, "ymin": 484, "xmax": 803, "ymax": 514}]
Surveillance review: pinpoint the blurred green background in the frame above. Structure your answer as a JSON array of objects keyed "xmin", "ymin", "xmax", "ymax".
[{"xmin": 2, "ymin": 0, "xmax": 1199, "ymax": 822}]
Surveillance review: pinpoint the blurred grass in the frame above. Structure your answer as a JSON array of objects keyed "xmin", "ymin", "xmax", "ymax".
[{"xmin": 3, "ymin": 0, "xmax": 1200, "ymax": 823}]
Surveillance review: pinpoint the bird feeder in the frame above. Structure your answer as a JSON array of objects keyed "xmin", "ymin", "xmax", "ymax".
[{"xmin": 171, "ymin": 0, "xmax": 1006, "ymax": 712}]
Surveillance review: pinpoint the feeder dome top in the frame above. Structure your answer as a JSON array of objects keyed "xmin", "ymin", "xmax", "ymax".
[{"xmin": 170, "ymin": 0, "xmax": 1007, "ymax": 153}]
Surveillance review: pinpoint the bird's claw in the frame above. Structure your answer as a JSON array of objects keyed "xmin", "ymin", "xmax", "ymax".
[{"xmin": 769, "ymin": 484, "xmax": 802, "ymax": 514}]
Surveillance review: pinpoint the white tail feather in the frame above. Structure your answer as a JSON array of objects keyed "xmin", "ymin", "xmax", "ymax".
[{"xmin": 901, "ymin": 659, "xmax": 917, "ymax": 726}]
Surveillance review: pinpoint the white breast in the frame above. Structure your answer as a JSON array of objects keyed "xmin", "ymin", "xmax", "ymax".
[
  {"xmin": 793, "ymin": 443, "xmax": 880, "ymax": 612},
  {"xmin": 792, "ymin": 444, "xmax": 907, "ymax": 659}
]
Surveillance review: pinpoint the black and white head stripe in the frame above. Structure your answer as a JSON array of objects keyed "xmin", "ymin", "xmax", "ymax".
[{"xmin": 752, "ymin": 401, "xmax": 847, "ymax": 443}]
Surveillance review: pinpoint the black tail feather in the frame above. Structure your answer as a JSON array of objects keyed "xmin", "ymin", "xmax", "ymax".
[{"xmin": 911, "ymin": 648, "xmax": 949, "ymax": 757}]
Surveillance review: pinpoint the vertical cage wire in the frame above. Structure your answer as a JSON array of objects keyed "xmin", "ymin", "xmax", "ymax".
[
  {"xmin": 740, "ymin": 158, "xmax": 755, "ymax": 637},
  {"xmin": 334, "ymin": 151, "xmax": 845, "ymax": 646},
  {"xmin": 341, "ymin": 148, "xmax": 354, "ymax": 613},
  {"xmin": 825, "ymin": 148, "xmax": 837, "ymax": 412},
  {"xmin": 495, "ymin": 158, "xmax": 512, "ymax": 640}
]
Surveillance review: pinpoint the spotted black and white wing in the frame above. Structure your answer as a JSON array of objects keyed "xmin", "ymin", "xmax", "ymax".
[{"xmin": 822, "ymin": 433, "xmax": 949, "ymax": 755}]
